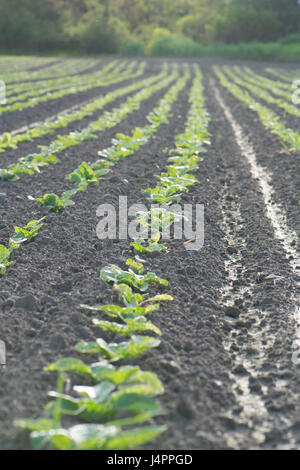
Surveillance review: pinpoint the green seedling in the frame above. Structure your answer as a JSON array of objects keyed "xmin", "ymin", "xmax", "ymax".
[
  {"xmin": 47, "ymin": 358, "xmax": 162, "ymax": 389},
  {"xmin": 0, "ymin": 245, "xmax": 13, "ymax": 275},
  {"xmin": 99, "ymin": 130, "xmax": 150, "ymax": 162},
  {"xmin": 45, "ymin": 385, "xmax": 160, "ymax": 422},
  {"xmin": 29, "ymin": 193, "xmax": 75, "ymax": 212},
  {"xmin": 18, "ymin": 423, "xmax": 165, "ymax": 450},
  {"xmin": 75, "ymin": 335, "xmax": 161, "ymax": 362},
  {"xmin": 0, "ymin": 218, "xmax": 45, "ymax": 275},
  {"xmin": 131, "ymin": 241, "xmax": 167, "ymax": 254},
  {"xmin": 136, "ymin": 208, "xmax": 186, "ymax": 234},
  {"xmin": 141, "ymin": 185, "xmax": 184, "ymax": 205},
  {"xmin": 81, "ymin": 303, "xmax": 159, "ymax": 319},
  {"xmin": 9, "ymin": 218, "xmax": 45, "ymax": 249},
  {"xmin": 125, "ymin": 258, "xmax": 144, "ymax": 274},
  {"xmin": 100, "ymin": 265, "xmax": 168, "ymax": 292},
  {"xmin": 68, "ymin": 161, "xmax": 111, "ymax": 190},
  {"xmin": 9, "ymin": 217, "xmax": 45, "ymax": 250},
  {"xmin": 114, "ymin": 283, "xmax": 146, "ymax": 307},
  {"xmin": 46, "ymin": 358, "xmax": 164, "ymax": 394},
  {"xmin": 81, "ymin": 284, "xmax": 172, "ymax": 320},
  {"xmin": 93, "ymin": 315, "xmax": 161, "ymax": 337}
]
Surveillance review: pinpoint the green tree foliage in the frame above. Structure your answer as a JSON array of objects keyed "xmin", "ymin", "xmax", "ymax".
[
  {"xmin": 67, "ymin": 3, "xmax": 131, "ymax": 53},
  {"xmin": 0, "ymin": 0, "xmax": 62, "ymax": 51},
  {"xmin": 211, "ymin": 0, "xmax": 299, "ymax": 43},
  {"xmin": 0, "ymin": 0, "xmax": 299, "ymax": 53}
]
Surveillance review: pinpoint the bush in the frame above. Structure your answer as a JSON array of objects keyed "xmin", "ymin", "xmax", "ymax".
[
  {"xmin": 280, "ymin": 33, "xmax": 300, "ymax": 45},
  {"xmin": 69, "ymin": 7, "xmax": 131, "ymax": 54},
  {"xmin": 150, "ymin": 36, "xmax": 199, "ymax": 57},
  {"xmin": 149, "ymin": 35, "xmax": 300, "ymax": 62},
  {"xmin": 212, "ymin": 7, "xmax": 283, "ymax": 43},
  {"xmin": 176, "ymin": 12, "xmax": 216, "ymax": 44},
  {"xmin": 146, "ymin": 27, "xmax": 173, "ymax": 55},
  {"xmin": 122, "ymin": 41, "xmax": 145, "ymax": 57}
]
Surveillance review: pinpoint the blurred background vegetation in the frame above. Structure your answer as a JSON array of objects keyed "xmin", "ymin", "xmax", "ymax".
[{"xmin": 0, "ymin": 0, "xmax": 299, "ymax": 60}]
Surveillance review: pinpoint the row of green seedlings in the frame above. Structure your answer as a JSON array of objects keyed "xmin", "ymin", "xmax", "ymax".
[
  {"xmin": 15, "ymin": 262, "xmax": 173, "ymax": 449},
  {"xmin": 29, "ymin": 69, "xmax": 191, "ymax": 212},
  {"xmin": 223, "ymin": 66, "xmax": 300, "ymax": 118},
  {"xmin": 132, "ymin": 65, "xmax": 211, "ymax": 255},
  {"xmin": 0, "ymin": 67, "xmax": 187, "ymax": 276},
  {"xmin": 5, "ymin": 59, "xmax": 104, "ymax": 97},
  {"xmin": 5, "ymin": 61, "xmax": 131, "ymax": 105},
  {"xmin": 0, "ymin": 62, "xmax": 146, "ymax": 153},
  {"xmin": 0, "ymin": 57, "xmax": 56, "ymax": 75},
  {"xmin": 3, "ymin": 60, "xmax": 120, "ymax": 103},
  {"xmin": 266, "ymin": 68, "xmax": 299, "ymax": 83},
  {"xmin": 0, "ymin": 64, "xmax": 173, "ymax": 182},
  {"xmin": 2, "ymin": 58, "xmax": 100, "ymax": 84},
  {"xmin": 0, "ymin": 61, "xmax": 140, "ymax": 114},
  {"xmin": 235, "ymin": 66, "xmax": 293, "ymax": 93},
  {"xmin": 2, "ymin": 57, "xmax": 95, "ymax": 83},
  {"xmin": 15, "ymin": 65, "xmax": 211, "ymax": 449},
  {"xmin": 214, "ymin": 66, "xmax": 300, "ymax": 153}
]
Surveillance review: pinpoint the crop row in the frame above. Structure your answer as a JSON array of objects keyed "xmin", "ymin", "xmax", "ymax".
[
  {"xmin": 4, "ymin": 61, "xmax": 118, "ymax": 103},
  {"xmin": 214, "ymin": 66, "xmax": 300, "ymax": 152},
  {"xmin": 235, "ymin": 66, "xmax": 293, "ymax": 93},
  {"xmin": 1, "ymin": 58, "xmax": 100, "ymax": 84},
  {"xmin": 29, "ymin": 67, "xmax": 190, "ymax": 211},
  {"xmin": 223, "ymin": 66, "xmax": 300, "ymax": 118},
  {"xmin": 0, "ymin": 61, "xmax": 142, "ymax": 114},
  {"xmin": 15, "ymin": 64, "xmax": 211, "ymax": 450},
  {"xmin": 0, "ymin": 64, "xmax": 172, "ymax": 182},
  {"xmin": 0, "ymin": 65, "xmax": 143, "ymax": 152},
  {"xmin": 0, "ymin": 66, "xmax": 140, "ymax": 152},
  {"xmin": 131, "ymin": 66, "xmax": 210, "ymax": 254},
  {"xmin": 0, "ymin": 65, "xmax": 183, "ymax": 276},
  {"xmin": 0, "ymin": 68, "xmax": 190, "ymax": 281},
  {"xmin": 0, "ymin": 63, "xmax": 146, "ymax": 152},
  {"xmin": 4, "ymin": 61, "xmax": 127, "ymax": 102},
  {"xmin": 0, "ymin": 57, "xmax": 57, "ymax": 74},
  {"xmin": 4, "ymin": 60, "xmax": 107, "ymax": 97},
  {"xmin": 266, "ymin": 68, "xmax": 300, "ymax": 83}
]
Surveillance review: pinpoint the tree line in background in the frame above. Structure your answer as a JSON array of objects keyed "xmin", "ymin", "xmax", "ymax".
[{"xmin": 0, "ymin": 0, "xmax": 299, "ymax": 54}]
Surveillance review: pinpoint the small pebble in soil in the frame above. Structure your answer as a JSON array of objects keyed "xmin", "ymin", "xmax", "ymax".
[
  {"xmin": 49, "ymin": 334, "xmax": 66, "ymax": 351},
  {"xmin": 15, "ymin": 295, "xmax": 37, "ymax": 310},
  {"xmin": 176, "ymin": 397, "xmax": 195, "ymax": 420},
  {"xmin": 232, "ymin": 364, "xmax": 248, "ymax": 376},
  {"xmin": 227, "ymin": 246, "xmax": 238, "ymax": 255},
  {"xmin": 224, "ymin": 306, "xmax": 240, "ymax": 319}
]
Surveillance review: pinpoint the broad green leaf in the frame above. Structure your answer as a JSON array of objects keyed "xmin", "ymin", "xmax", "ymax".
[
  {"xmin": 100, "ymin": 265, "xmax": 168, "ymax": 291},
  {"xmin": 73, "ymin": 382, "xmax": 115, "ymax": 403},
  {"xmin": 14, "ymin": 418, "xmax": 55, "ymax": 432},
  {"xmin": 103, "ymin": 425, "xmax": 166, "ymax": 450},
  {"xmin": 76, "ymin": 335, "xmax": 160, "ymax": 362},
  {"xmin": 93, "ymin": 316, "xmax": 161, "ymax": 336},
  {"xmin": 46, "ymin": 358, "xmax": 92, "ymax": 378},
  {"xmin": 125, "ymin": 258, "xmax": 144, "ymax": 274}
]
